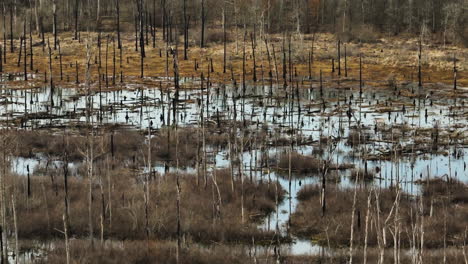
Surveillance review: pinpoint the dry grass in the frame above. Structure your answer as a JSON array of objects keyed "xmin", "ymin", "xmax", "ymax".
[
  {"xmin": 277, "ymin": 152, "xmax": 324, "ymax": 174},
  {"xmin": 13, "ymin": 166, "xmax": 282, "ymax": 244},
  {"xmin": 290, "ymin": 182, "xmax": 468, "ymax": 249},
  {"xmin": 283, "ymin": 248, "xmax": 468, "ymax": 264},
  {"xmin": 44, "ymin": 239, "xmax": 249, "ymax": 264},
  {"xmin": 1, "ymin": 30, "xmax": 466, "ymax": 94},
  {"xmin": 277, "ymin": 152, "xmax": 353, "ymax": 176}
]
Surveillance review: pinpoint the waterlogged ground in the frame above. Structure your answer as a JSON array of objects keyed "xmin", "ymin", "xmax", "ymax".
[{"xmin": 3, "ymin": 76, "xmax": 468, "ymax": 256}]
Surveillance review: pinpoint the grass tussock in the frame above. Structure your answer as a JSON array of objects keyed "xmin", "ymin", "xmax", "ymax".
[
  {"xmin": 277, "ymin": 152, "xmax": 353, "ymax": 175},
  {"xmin": 277, "ymin": 152, "xmax": 324, "ymax": 174}
]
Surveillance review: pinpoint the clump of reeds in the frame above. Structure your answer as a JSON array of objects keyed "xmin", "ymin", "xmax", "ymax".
[{"xmin": 277, "ymin": 152, "xmax": 323, "ymax": 174}]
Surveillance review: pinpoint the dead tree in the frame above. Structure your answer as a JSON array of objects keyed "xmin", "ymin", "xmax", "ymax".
[
  {"xmin": 251, "ymin": 32, "xmax": 257, "ymax": 82},
  {"xmin": 453, "ymin": 54, "xmax": 457, "ymax": 90},
  {"xmin": 9, "ymin": 6, "xmax": 13, "ymax": 52},
  {"xmin": 338, "ymin": 40, "xmax": 341, "ymax": 76},
  {"xmin": 53, "ymin": 0, "xmax": 58, "ymax": 50},
  {"xmin": 418, "ymin": 38, "xmax": 422, "ymax": 88},
  {"xmin": 74, "ymin": 0, "xmax": 79, "ymax": 40},
  {"xmin": 344, "ymin": 43, "xmax": 348, "ymax": 77},
  {"xmin": 23, "ymin": 21, "xmax": 27, "ymax": 81},
  {"xmin": 58, "ymin": 40, "xmax": 63, "ymax": 80},
  {"xmin": 48, "ymin": 38, "xmax": 54, "ymax": 107},
  {"xmin": 113, "ymin": 36, "xmax": 116, "ymax": 85},
  {"xmin": 320, "ymin": 69, "xmax": 323, "ymax": 97},
  {"xmin": 359, "ymin": 53, "xmax": 363, "ymax": 96},
  {"xmin": 84, "ymin": 36, "xmax": 94, "ymax": 247},
  {"xmin": 116, "ymin": 0, "xmax": 121, "ymax": 49},
  {"xmin": 137, "ymin": 0, "xmax": 145, "ymax": 78},
  {"xmin": 2, "ymin": 5, "xmax": 6, "ymax": 63},
  {"xmin": 200, "ymin": 0, "xmax": 206, "ymax": 48},
  {"xmin": 29, "ymin": 18, "xmax": 33, "ymax": 71},
  {"xmin": 223, "ymin": 4, "xmax": 227, "ymax": 73},
  {"xmin": 183, "ymin": 0, "xmax": 188, "ymax": 60},
  {"xmin": 106, "ymin": 35, "xmax": 109, "ymax": 89},
  {"xmin": 12, "ymin": 194, "xmax": 18, "ymax": 264}
]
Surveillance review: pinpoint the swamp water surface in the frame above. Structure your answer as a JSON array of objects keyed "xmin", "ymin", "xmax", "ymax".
[{"xmin": 2, "ymin": 78, "xmax": 467, "ymax": 257}]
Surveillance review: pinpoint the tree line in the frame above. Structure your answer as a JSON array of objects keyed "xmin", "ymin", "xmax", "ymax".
[{"xmin": 1, "ymin": 0, "xmax": 467, "ymax": 45}]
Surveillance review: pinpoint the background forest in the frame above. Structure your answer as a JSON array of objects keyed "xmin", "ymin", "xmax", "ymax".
[{"xmin": 2, "ymin": 0, "xmax": 468, "ymax": 46}]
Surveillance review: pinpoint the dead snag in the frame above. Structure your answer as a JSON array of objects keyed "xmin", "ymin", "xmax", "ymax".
[
  {"xmin": 75, "ymin": 61, "xmax": 79, "ymax": 84},
  {"xmin": 251, "ymin": 32, "xmax": 257, "ymax": 82},
  {"xmin": 116, "ymin": 0, "xmax": 121, "ymax": 49},
  {"xmin": 9, "ymin": 6, "xmax": 13, "ymax": 52},
  {"xmin": 359, "ymin": 53, "xmax": 363, "ymax": 96},
  {"xmin": 344, "ymin": 43, "xmax": 348, "ymax": 77},
  {"xmin": 200, "ymin": 0, "xmax": 206, "ymax": 48},
  {"xmin": 53, "ymin": 0, "xmax": 57, "ymax": 50},
  {"xmin": 418, "ymin": 38, "xmax": 422, "ymax": 88},
  {"xmin": 24, "ymin": 21, "xmax": 27, "ymax": 81},
  {"xmin": 58, "ymin": 40, "xmax": 63, "ymax": 80},
  {"xmin": 338, "ymin": 40, "xmax": 341, "ymax": 76},
  {"xmin": 223, "ymin": 5, "xmax": 226, "ymax": 72},
  {"xmin": 453, "ymin": 54, "xmax": 457, "ymax": 90}
]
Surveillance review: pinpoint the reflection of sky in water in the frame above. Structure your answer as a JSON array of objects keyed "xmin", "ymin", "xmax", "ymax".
[
  {"xmin": 1, "ymin": 82, "xmax": 466, "ymax": 135},
  {"xmin": 4, "ymin": 81, "xmax": 467, "ymax": 256}
]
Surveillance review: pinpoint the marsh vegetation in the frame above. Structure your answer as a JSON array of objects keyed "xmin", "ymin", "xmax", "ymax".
[{"xmin": 0, "ymin": 0, "xmax": 467, "ymax": 263}]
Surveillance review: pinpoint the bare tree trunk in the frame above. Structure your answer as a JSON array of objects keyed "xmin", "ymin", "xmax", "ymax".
[
  {"xmin": 12, "ymin": 194, "xmax": 18, "ymax": 264},
  {"xmin": 463, "ymin": 227, "xmax": 468, "ymax": 264},
  {"xmin": 85, "ymin": 35, "xmax": 94, "ymax": 248},
  {"xmin": 200, "ymin": 0, "xmax": 205, "ymax": 48},
  {"xmin": 183, "ymin": 0, "xmax": 188, "ymax": 60},
  {"xmin": 348, "ymin": 169, "xmax": 359, "ymax": 264},
  {"xmin": 418, "ymin": 38, "xmax": 422, "ymax": 88},
  {"xmin": 10, "ymin": 6, "xmax": 14, "ymax": 52},
  {"xmin": 74, "ymin": 0, "xmax": 79, "ymax": 40},
  {"xmin": 116, "ymin": 0, "xmax": 121, "ymax": 49},
  {"xmin": 222, "ymin": 5, "xmax": 226, "ymax": 73},
  {"xmin": 363, "ymin": 191, "xmax": 372, "ymax": 264},
  {"xmin": 53, "ymin": 0, "xmax": 57, "ymax": 50},
  {"xmin": 34, "ymin": 0, "xmax": 40, "ymax": 33},
  {"xmin": 63, "ymin": 213, "xmax": 70, "ymax": 264},
  {"xmin": 453, "ymin": 54, "xmax": 457, "ymax": 90},
  {"xmin": 29, "ymin": 18, "xmax": 33, "ymax": 71}
]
